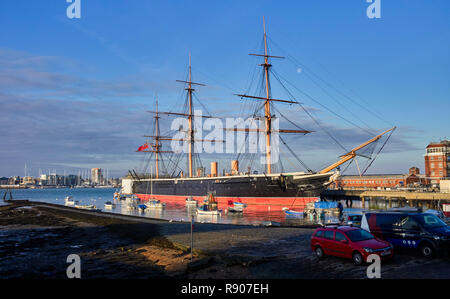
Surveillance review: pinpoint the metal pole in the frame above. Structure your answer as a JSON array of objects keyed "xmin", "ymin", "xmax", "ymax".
[{"xmin": 190, "ymin": 214, "xmax": 194, "ymax": 260}]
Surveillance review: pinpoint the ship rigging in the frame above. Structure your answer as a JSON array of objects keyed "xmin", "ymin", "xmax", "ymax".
[{"xmin": 125, "ymin": 18, "xmax": 396, "ymax": 210}]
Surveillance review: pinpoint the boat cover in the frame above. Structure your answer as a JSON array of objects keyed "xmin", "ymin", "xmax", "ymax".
[{"xmin": 314, "ymin": 201, "xmax": 338, "ymax": 209}]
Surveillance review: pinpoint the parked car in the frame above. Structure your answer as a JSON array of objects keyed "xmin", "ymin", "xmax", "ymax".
[
  {"xmin": 344, "ymin": 213, "xmax": 362, "ymax": 227},
  {"xmin": 310, "ymin": 226, "xmax": 393, "ymax": 265},
  {"xmin": 361, "ymin": 211, "xmax": 450, "ymax": 258}
]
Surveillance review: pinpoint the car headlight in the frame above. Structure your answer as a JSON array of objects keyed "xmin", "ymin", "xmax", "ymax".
[
  {"xmin": 364, "ymin": 248, "xmax": 375, "ymax": 253},
  {"xmin": 433, "ymin": 236, "xmax": 441, "ymax": 240}
]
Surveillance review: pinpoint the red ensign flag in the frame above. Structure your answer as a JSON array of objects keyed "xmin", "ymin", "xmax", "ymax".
[{"xmin": 137, "ymin": 144, "xmax": 149, "ymax": 151}]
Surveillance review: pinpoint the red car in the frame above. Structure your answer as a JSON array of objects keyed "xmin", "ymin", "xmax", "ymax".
[{"xmin": 311, "ymin": 225, "xmax": 394, "ymax": 265}]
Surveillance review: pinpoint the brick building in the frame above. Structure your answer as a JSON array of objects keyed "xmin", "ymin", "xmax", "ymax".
[
  {"xmin": 424, "ymin": 140, "xmax": 450, "ymax": 184},
  {"xmin": 333, "ymin": 167, "xmax": 427, "ymax": 189}
]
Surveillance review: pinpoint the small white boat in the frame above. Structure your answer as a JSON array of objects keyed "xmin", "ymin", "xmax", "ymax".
[
  {"xmin": 284, "ymin": 209, "xmax": 304, "ymax": 218},
  {"xmin": 146, "ymin": 199, "xmax": 165, "ymax": 209},
  {"xmin": 197, "ymin": 208, "xmax": 222, "ymax": 216},
  {"xmin": 125, "ymin": 194, "xmax": 140, "ymax": 204},
  {"xmin": 74, "ymin": 204, "xmax": 100, "ymax": 211},
  {"xmin": 228, "ymin": 202, "xmax": 247, "ymax": 212},
  {"xmin": 65, "ymin": 196, "xmax": 78, "ymax": 206},
  {"xmin": 260, "ymin": 221, "xmax": 281, "ymax": 227},
  {"xmin": 104, "ymin": 201, "xmax": 115, "ymax": 209},
  {"xmin": 196, "ymin": 193, "xmax": 221, "ymax": 215}
]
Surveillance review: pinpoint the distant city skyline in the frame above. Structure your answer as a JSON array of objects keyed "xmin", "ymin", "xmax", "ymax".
[
  {"xmin": 1, "ymin": 1, "xmax": 449, "ymax": 177},
  {"xmin": 6, "ymin": 165, "xmax": 117, "ymax": 180}
]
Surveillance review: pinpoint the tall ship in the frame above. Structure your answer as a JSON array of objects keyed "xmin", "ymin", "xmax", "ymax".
[{"xmin": 122, "ymin": 18, "xmax": 395, "ymax": 211}]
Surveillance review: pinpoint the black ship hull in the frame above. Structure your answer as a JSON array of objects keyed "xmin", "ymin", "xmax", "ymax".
[{"xmin": 128, "ymin": 172, "xmax": 337, "ymax": 211}]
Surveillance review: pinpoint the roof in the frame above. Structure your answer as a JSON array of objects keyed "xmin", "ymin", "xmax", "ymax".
[
  {"xmin": 318, "ymin": 225, "xmax": 359, "ymax": 232},
  {"xmin": 365, "ymin": 211, "xmax": 422, "ymax": 215},
  {"xmin": 339, "ymin": 174, "xmax": 405, "ymax": 179},
  {"xmin": 427, "ymin": 140, "xmax": 450, "ymax": 148}
]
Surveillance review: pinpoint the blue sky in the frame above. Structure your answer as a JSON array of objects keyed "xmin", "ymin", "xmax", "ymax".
[{"xmin": 0, "ymin": 0, "xmax": 449, "ymax": 178}]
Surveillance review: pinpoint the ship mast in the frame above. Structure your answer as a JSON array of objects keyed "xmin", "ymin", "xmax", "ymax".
[
  {"xmin": 138, "ymin": 95, "xmax": 174, "ymax": 178},
  {"xmin": 236, "ymin": 17, "xmax": 311, "ymax": 174},
  {"xmin": 262, "ymin": 17, "xmax": 272, "ymax": 174},
  {"xmin": 176, "ymin": 53, "xmax": 205, "ymax": 177},
  {"xmin": 145, "ymin": 54, "xmax": 215, "ymax": 178},
  {"xmin": 187, "ymin": 54, "xmax": 194, "ymax": 177},
  {"xmin": 154, "ymin": 96, "xmax": 160, "ymax": 178}
]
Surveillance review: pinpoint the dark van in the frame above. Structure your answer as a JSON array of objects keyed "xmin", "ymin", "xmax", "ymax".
[{"xmin": 361, "ymin": 212, "xmax": 450, "ymax": 258}]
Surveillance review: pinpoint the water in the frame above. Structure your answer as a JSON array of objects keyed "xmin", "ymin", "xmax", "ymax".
[{"xmin": 3, "ymin": 188, "xmax": 354, "ymax": 226}]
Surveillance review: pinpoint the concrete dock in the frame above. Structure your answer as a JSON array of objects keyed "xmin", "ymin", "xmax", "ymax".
[{"xmin": 323, "ymin": 189, "xmax": 450, "ymax": 209}]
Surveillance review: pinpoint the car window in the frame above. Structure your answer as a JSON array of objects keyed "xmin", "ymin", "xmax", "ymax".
[
  {"xmin": 324, "ymin": 230, "xmax": 334, "ymax": 240},
  {"xmin": 345, "ymin": 229, "xmax": 375, "ymax": 242},
  {"xmin": 335, "ymin": 232, "xmax": 346, "ymax": 242},
  {"xmin": 396, "ymin": 216, "xmax": 420, "ymax": 230},
  {"xmin": 349, "ymin": 215, "xmax": 361, "ymax": 221},
  {"xmin": 315, "ymin": 230, "xmax": 324, "ymax": 238},
  {"xmin": 376, "ymin": 214, "xmax": 403, "ymax": 229},
  {"xmin": 414, "ymin": 214, "xmax": 447, "ymax": 228}
]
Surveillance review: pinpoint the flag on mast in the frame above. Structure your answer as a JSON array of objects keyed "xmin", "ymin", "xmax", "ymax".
[{"xmin": 137, "ymin": 144, "xmax": 149, "ymax": 152}]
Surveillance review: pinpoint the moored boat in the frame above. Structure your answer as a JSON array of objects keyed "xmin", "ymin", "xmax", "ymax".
[
  {"xmin": 75, "ymin": 204, "xmax": 100, "ymax": 211},
  {"xmin": 138, "ymin": 204, "xmax": 147, "ymax": 211},
  {"xmin": 284, "ymin": 209, "xmax": 304, "ymax": 217},
  {"xmin": 65, "ymin": 196, "xmax": 78, "ymax": 206},
  {"xmin": 226, "ymin": 201, "xmax": 247, "ymax": 213},
  {"xmin": 197, "ymin": 207, "xmax": 221, "ymax": 216},
  {"xmin": 104, "ymin": 201, "xmax": 115, "ymax": 209},
  {"xmin": 146, "ymin": 199, "xmax": 165, "ymax": 209},
  {"xmin": 197, "ymin": 193, "xmax": 222, "ymax": 216}
]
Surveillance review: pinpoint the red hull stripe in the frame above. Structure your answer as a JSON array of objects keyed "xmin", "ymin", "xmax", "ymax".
[{"xmin": 135, "ymin": 193, "xmax": 318, "ymax": 211}]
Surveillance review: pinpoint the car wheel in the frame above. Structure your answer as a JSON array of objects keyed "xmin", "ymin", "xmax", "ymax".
[
  {"xmin": 352, "ymin": 252, "xmax": 364, "ymax": 266},
  {"xmin": 315, "ymin": 246, "xmax": 324, "ymax": 260},
  {"xmin": 419, "ymin": 242, "xmax": 435, "ymax": 258}
]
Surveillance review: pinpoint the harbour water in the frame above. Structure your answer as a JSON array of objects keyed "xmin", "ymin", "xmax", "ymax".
[{"xmin": 2, "ymin": 188, "xmax": 355, "ymax": 225}]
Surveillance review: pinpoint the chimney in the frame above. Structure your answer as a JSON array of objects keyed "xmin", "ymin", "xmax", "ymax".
[
  {"xmin": 211, "ymin": 162, "xmax": 218, "ymax": 177},
  {"xmin": 231, "ymin": 160, "xmax": 239, "ymax": 175}
]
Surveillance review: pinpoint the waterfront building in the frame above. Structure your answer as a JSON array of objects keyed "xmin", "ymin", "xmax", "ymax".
[
  {"xmin": 333, "ymin": 167, "xmax": 427, "ymax": 189},
  {"xmin": 0, "ymin": 177, "xmax": 9, "ymax": 185},
  {"xmin": 21, "ymin": 176, "xmax": 36, "ymax": 186},
  {"xmin": 91, "ymin": 168, "xmax": 104, "ymax": 185},
  {"xmin": 9, "ymin": 176, "xmax": 21, "ymax": 185},
  {"xmin": 424, "ymin": 140, "xmax": 450, "ymax": 185}
]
